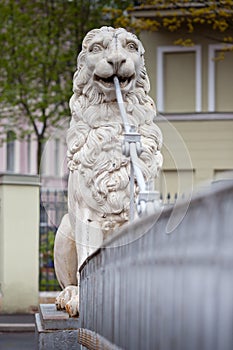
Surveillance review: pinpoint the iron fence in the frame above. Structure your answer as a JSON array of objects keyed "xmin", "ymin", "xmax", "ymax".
[{"xmin": 39, "ymin": 189, "xmax": 67, "ymax": 291}]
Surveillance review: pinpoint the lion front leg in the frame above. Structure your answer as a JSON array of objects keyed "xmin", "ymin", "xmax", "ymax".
[{"xmin": 54, "ymin": 214, "xmax": 79, "ymax": 316}]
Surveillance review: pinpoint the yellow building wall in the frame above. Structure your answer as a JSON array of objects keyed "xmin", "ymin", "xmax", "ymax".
[{"xmin": 156, "ymin": 120, "xmax": 233, "ymax": 198}]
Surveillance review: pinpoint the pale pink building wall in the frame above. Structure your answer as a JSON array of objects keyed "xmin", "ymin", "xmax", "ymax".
[
  {"xmin": 0, "ymin": 132, "xmax": 68, "ymax": 191},
  {"xmin": 0, "ymin": 143, "xmax": 7, "ymax": 172}
]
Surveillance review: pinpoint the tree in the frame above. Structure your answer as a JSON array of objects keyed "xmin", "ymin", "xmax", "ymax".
[
  {"xmin": 114, "ymin": 1, "xmax": 233, "ymax": 47},
  {"xmin": 0, "ymin": 0, "xmax": 129, "ymax": 173}
]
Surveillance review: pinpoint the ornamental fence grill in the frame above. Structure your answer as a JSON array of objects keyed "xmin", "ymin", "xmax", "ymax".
[{"xmin": 39, "ymin": 189, "xmax": 67, "ymax": 291}]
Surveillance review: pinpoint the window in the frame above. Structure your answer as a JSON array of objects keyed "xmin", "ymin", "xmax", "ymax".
[
  {"xmin": 6, "ymin": 131, "xmax": 16, "ymax": 172},
  {"xmin": 208, "ymin": 45, "xmax": 233, "ymax": 112},
  {"xmin": 158, "ymin": 169, "xmax": 195, "ymax": 202},
  {"xmin": 157, "ymin": 46, "xmax": 202, "ymax": 113},
  {"xmin": 27, "ymin": 135, "xmax": 31, "ymax": 173},
  {"xmin": 214, "ymin": 169, "xmax": 233, "ymax": 181}
]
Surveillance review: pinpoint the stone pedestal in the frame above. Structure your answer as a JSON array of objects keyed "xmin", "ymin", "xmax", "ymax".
[
  {"xmin": 0, "ymin": 174, "xmax": 40, "ymax": 313},
  {"xmin": 35, "ymin": 304, "xmax": 80, "ymax": 350}
]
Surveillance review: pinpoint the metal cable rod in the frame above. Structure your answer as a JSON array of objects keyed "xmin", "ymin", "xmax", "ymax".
[
  {"xmin": 113, "ymin": 76, "xmax": 131, "ymax": 133},
  {"xmin": 129, "ymin": 142, "xmax": 146, "ymax": 192},
  {"xmin": 114, "ymin": 76, "xmax": 148, "ymax": 218}
]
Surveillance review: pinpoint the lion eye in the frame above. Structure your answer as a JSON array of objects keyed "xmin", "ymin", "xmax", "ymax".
[
  {"xmin": 90, "ymin": 44, "xmax": 103, "ymax": 53},
  {"xmin": 126, "ymin": 42, "xmax": 138, "ymax": 52}
]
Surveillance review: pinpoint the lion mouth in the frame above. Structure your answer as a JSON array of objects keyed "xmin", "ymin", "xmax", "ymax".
[{"xmin": 94, "ymin": 74, "xmax": 134, "ymax": 89}]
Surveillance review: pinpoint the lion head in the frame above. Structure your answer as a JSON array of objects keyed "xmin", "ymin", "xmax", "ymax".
[
  {"xmin": 71, "ymin": 26, "xmax": 151, "ymax": 105},
  {"xmin": 67, "ymin": 27, "xmax": 163, "ymax": 235}
]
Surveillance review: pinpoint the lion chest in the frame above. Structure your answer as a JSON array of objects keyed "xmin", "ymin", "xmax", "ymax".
[{"xmin": 71, "ymin": 126, "xmax": 130, "ymax": 215}]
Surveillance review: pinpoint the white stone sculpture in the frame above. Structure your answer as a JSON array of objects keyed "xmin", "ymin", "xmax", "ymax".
[{"xmin": 54, "ymin": 26, "xmax": 163, "ymax": 316}]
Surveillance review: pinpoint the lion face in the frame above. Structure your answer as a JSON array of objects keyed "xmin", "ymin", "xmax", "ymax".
[{"xmin": 74, "ymin": 27, "xmax": 149, "ymax": 101}]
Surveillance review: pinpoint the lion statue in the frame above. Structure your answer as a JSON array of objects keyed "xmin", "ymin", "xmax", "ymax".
[{"xmin": 54, "ymin": 26, "xmax": 163, "ymax": 316}]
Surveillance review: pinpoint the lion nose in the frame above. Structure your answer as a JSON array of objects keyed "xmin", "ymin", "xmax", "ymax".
[{"xmin": 107, "ymin": 54, "xmax": 126, "ymax": 68}]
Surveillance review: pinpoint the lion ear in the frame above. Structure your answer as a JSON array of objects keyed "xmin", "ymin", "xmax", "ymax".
[{"xmin": 81, "ymin": 28, "xmax": 104, "ymax": 51}]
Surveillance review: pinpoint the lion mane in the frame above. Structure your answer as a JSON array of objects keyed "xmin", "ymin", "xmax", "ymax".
[{"xmin": 67, "ymin": 26, "xmax": 163, "ymax": 235}]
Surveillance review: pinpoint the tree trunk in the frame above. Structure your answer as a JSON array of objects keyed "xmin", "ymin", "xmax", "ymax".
[{"xmin": 37, "ymin": 136, "xmax": 44, "ymax": 175}]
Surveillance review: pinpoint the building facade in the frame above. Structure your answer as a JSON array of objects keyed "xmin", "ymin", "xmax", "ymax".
[{"xmin": 131, "ymin": 5, "xmax": 233, "ymax": 199}]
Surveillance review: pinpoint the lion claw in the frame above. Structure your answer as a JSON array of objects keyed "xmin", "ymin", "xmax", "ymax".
[{"xmin": 55, "ymin": 285, "xmax": 79, "ymax": 317}]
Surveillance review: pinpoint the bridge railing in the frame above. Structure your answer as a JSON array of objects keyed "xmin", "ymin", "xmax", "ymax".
[{"xmin": 78, "ymin": 181, "xmax": 233, "ymax": 350}]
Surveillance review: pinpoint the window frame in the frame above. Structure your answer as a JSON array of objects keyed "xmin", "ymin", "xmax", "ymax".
[
  {"xmin": 157, "ymin": 45, "xmax": 202, "ymax": 113},
  {"xmin": 208, "ymin": 44, "xmax": 233, "ymax": 112},
  {"xmin": 6, "ymin": 131, "xmax": 16, "ymax": 172}
]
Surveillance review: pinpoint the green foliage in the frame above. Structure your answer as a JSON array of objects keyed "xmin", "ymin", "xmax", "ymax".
[
  {"xmin": 40, "ymin": 278, "xmax": 61, "ymax": 292},
  {"xmin": 39, "ymin": 230, "xmax": 61, "ymax": 291},
  {"xmin": 115, "ymin": 1, "xmax": 233, "ymax": 45},
  {"xmin": 0, "ymin": 1, "xmax": 73, "ymax": 127},
  {"xmin": 40, "ymin": 230, "xmax": 55, "ymax": 256}
]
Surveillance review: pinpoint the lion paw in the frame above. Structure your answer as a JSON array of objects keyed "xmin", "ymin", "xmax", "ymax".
[{"xmin": 55, "ymin": 285, "xmax": 79, "ymax": 317}]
